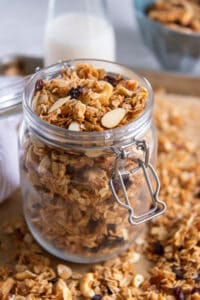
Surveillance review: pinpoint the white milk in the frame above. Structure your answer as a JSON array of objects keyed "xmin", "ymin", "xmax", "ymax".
[{"xmin": 44, "ymin": 13, "xmax": 116, "ymax": 66}]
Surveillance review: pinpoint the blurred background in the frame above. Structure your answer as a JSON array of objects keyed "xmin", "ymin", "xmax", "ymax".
[
  {"xmin": 0, "ymin": 0, "xmax": 200, "ymax": 73},
  {"xmin": 0, "ymin": 0, "xmax": 164, "ymax": 72}
]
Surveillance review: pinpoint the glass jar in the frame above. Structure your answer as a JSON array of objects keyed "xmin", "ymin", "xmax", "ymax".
[
  {"xmin": 0, "ymin": 77, "xmax": 25, "ymax": 203},
  {"xmin": 19, "ymin": 59, "xmax": 166, "ymax": 263}
]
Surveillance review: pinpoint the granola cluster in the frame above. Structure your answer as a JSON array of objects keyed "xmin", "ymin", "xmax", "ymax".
[
  {"xmin": 33, "ymin": 64, "xmax": 148, "ymax": 131},
  {"xmin": 20, "ymin": 64, "xmax": 151, "ymax": 260},
  {"xmin": 147, "ymin": 0, "xmax": 200, "ymax": 33},
  {"xmin": 0, "ymin": 91, "xmax": 199, "ymax": 299}
]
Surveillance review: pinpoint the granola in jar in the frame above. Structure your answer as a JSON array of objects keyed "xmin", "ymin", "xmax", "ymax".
[{"xmin": 19, "ymin": 60, "xmax": 165, "ymax": 262}]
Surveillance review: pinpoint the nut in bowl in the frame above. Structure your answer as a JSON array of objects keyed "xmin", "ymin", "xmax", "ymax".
[
  {"xmin": 19, "ymin": 59, "xmax": 166, "ymax": 263},
  {"xmin": 134, "ymin": 0, "xmax": 200, "ymax": 72}
]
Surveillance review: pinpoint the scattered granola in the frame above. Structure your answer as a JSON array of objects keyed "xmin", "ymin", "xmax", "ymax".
[
  {"xmin": 147, "ymin": 0, "xmax": 200, "ymax": 34},
  {"xmin": 0, "ymin": 90, "xmax": 200, "ymax": 299}
]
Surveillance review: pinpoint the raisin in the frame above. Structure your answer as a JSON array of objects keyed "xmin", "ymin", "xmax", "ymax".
[
  {"xmin": 195, "ymin": 191, "xmax": 200, "ymax": 198},
  {"xmin": 192, "ymin": 287, "xmax": 200, "ymax": 294},
  {"xmin": 104, "ymin": 75, "xmax": 118, "ymax": 87},
  {"xmin": 34, "ymin": 79, "xmax": 43, "ymax": 94},
  {"xmin": 49, "ymin": 277, "xmax": 58, "ymax": 284},
  {"xmin": 178, "ymin": 245, "xmax": 184, "ymax": 251},
  {"xmin": 152, "ymin": 241, "xmax": 164, "ymax": 255},
  {"xmin": 106, "ymin": 287, "xmax": 113, "ymax": 295},
  {"xmin": 123, "ymin": 174, "xmax": 132, "ymax": 188},
  {"xmin": 68, "ymin": 86, "xmax": 83, "ymax": 99},
  {"xmin": 88, "ymin": 218, "xmax": 101, "ymax": 231},
  {"xmin": 92, "ymin": 295, "xmax": 102, "ymax": 300},
  {"xmin": 195, "ymin": 273, "xmax": 200, "ymax": 283},
  {"xmin": 103, "ymin": 236, "xmax": 124, "ymax": 247},
  {"xmin": 107, "ymin": 223, "xmax": 116, "ymax": 232},
  {"xmin": 173, "ymin": 287, "xmax": 186, "ymax": 300},
  {"xmin": 171, "ymin": 266, "xmax": 184, "ymax": 280}
]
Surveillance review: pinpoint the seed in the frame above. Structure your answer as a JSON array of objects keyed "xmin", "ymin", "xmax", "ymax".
[
  {"xmin": 48, "ymin": 97, "xmax": 70, "ymax": 113},
  {"xmin": 68, "ymin": 121, "xmax": 80, "ymax": 131},
  {"xmin": 68, "ymin": 86, "xmax": 83, "ymax": 99},
  {"xmin": 101, "ymin": 108, "xmax": 127, "ymax": 129},
  {"xmin": 104, "ymin": 75, "xmax": 118, "ymax": 87},
  {"xmin": 34, "ymin": 79, "xmax": 43, "ymax": 94},
  {"xmin": 152, "ymin": 241, "xmax": 164, "ymax": 255}
]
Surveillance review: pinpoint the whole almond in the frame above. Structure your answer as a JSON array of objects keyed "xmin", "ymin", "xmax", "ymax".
[
  {"xmin": 68, "ymin": 121, "xmax": 80, "ymax": 131},
  {"xmin": 101, "ymin": 108, "xmax": 127, "ymax": 129},
  {"xmin": 48, "ymin": 97, "xmax": 70, "ymax": 113}
]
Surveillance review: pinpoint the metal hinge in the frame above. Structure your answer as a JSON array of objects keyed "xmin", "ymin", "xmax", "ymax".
[{"xmin": 110, "ymin": 139, "xmax": 166, "ymax": 225}]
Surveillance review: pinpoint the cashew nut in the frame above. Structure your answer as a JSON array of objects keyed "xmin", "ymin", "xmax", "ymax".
[
  {"xmin": 1, "ymin": 277, "xmax": 15, "ymax": 295},
  {"xmin": 117, "ymin": 85, "xmax": 134, "ymax": 97},
  {"xmin": 80, "ymin": 273, "xmax": 95, "ymax": 298},
  {"xmin": 15, "ymin": 270, "xmax": 36, "ymax": 280},
  {"xmin": 98, "ymin": 81, "xmax": 113, "ymax": 105}
]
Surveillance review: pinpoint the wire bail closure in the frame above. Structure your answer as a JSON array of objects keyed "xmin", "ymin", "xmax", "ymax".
[{"xmin": 110, "ymin": 139, "xmax": 166, "ymax": 225}]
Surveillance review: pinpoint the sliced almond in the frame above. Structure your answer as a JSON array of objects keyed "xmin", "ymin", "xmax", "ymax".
[
  {"xmin": 68, "ymin": 121, "xmax": 80, "ymax": 131},
  {"xmin": 101, "ymin": 108, "xmax": 127, "ymax": 129},
  {"xmin": 48, "ymin": 97, "xmax": 70, "ymax": 113}
]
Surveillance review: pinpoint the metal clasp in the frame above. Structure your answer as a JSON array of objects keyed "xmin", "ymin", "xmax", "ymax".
[{"xmin": 110, "ymin": 139, "xmax": 166, "ymax": 225}]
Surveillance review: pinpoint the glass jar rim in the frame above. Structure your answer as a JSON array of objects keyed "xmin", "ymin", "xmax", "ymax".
[{"xmin": 23, "ymin": 59, "xmax": 154, "ymax": 149}]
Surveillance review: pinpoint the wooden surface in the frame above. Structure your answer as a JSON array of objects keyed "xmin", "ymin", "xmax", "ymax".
[{"xmin": 137, "ymin": 68, "xmax": 200, "ymax": 97}]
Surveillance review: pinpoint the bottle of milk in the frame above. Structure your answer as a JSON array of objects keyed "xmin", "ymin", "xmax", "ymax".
[{"xmin": 44, "ymin": 0, "xmax": 116, "ymax": 66}]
